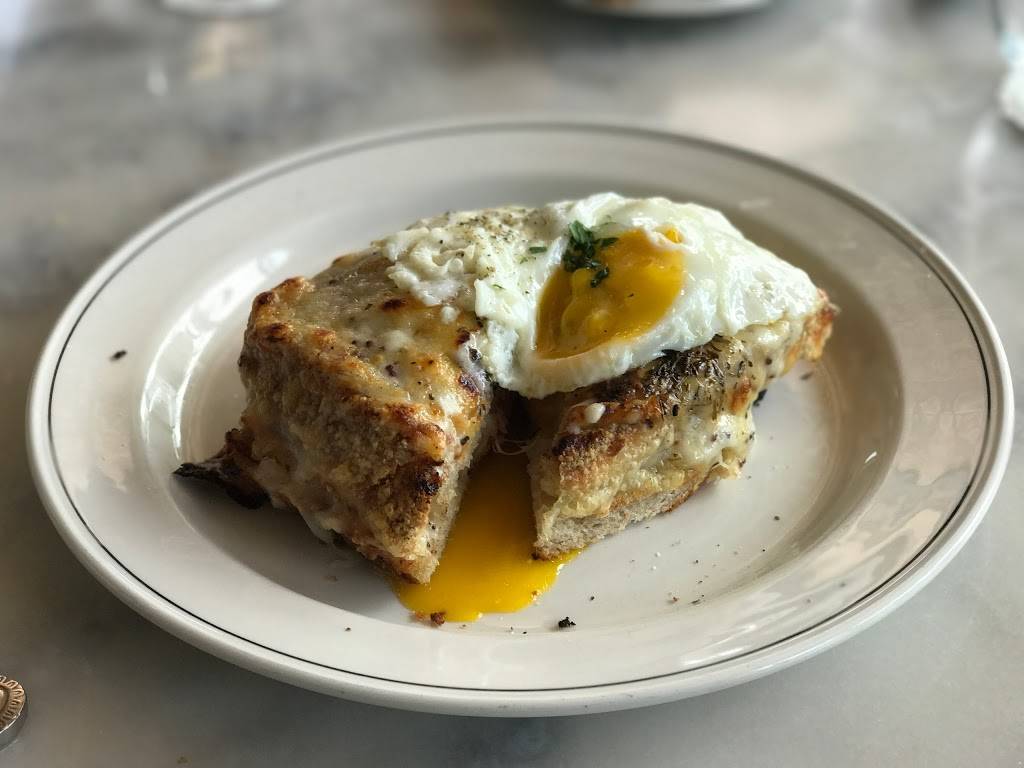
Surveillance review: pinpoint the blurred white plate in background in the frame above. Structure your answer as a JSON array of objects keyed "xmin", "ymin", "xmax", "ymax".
[{"xmin": 562, "ymin": 0, "xmax": 774, "ymax": 18}]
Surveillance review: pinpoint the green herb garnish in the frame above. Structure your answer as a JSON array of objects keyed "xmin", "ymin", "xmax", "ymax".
[
  {"xmin": 589, "ymin": 265, "xmax": 610, "ymax": 288},
  {"xmin": 528, "ymin": 245, "xmax": 548, "ymax": 254},
  {"xmin": 563, "ymin": 221, "xmax": 614, "ymax": 286}
]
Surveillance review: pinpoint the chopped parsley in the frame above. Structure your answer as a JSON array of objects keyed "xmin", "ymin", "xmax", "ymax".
[
  {"xmin": 528, "ymin": 245, "xmax": 548, "ymax": 254},
  {"xmin": 563, "ymin": 221, "xmax": 616, "ymax": 287}
]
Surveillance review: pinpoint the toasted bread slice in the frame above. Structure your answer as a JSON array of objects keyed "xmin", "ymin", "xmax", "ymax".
[
  {"xmin": 177, "ymin": 249, "xmax": 833, "ymax": 579},
  {"xmin": 528, "ymin": 295, "xmax": 835, "ymax": 558},
  {"xmin": 177, "ymin": 251, "xmax": 496, "ymax": 583}
]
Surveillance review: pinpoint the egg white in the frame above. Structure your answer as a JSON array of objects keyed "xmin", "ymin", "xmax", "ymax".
[{"xmin": 377, "ymin": 193, "xmax": 820, "ymax": 399}]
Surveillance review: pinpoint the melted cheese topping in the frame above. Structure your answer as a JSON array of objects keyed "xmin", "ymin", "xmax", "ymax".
[
  {"xmin": 376, "ymin": 193, "xmax": 820, "ymax": 398},
  {"xmin": 393, "ymin": 451, "xmax": 575, "ymax": 622}
]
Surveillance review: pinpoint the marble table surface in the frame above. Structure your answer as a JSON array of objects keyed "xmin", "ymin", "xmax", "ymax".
[{"xmin": 2, "ymin": 0, "xmax": 1021, "ymax": 765}]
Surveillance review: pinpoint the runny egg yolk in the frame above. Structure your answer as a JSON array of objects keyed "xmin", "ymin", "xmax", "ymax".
[
  {"xmin": 536, "ymin": 228, "xmax": 685, "ymax": 359},
  {"xmin": 392, "ymin": 451, "xmax": 576, "ymax": 623}
]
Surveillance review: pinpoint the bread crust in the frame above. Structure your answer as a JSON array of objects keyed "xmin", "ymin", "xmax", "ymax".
[
  {"xmin": 177, "ymin": 251, "xmax": 495, "ymax": 583},
  {"xmin": 529, "ymin": 295, "xmax": 836, "ymax": 558},
  {"xmin": 177, "ymin": 244, "xmax": 835, "ymax": 580}
]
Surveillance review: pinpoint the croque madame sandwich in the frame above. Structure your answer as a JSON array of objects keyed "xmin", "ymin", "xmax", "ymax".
[{"xmin": 177, "ymin": 193, "xmax": 834, "ymax": 583}]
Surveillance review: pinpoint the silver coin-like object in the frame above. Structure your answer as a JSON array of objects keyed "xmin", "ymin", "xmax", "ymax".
[{"xmin": 0, "ymin": 676, "xmax": 26, "ymax": 749}]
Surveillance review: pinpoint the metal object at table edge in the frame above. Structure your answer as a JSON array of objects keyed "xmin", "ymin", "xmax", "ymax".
[{"xmin": 0, "ymin": 676, "xmax": 26, "ymax": 749}]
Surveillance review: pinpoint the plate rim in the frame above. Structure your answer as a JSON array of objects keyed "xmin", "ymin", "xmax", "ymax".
[
  {"xmin": 562, "ymin": 0, "xmax": 774, "ymax": 19},
  {"xmin": 26, "ymin": 117, "xmax": 1014, "ymax": 716}
]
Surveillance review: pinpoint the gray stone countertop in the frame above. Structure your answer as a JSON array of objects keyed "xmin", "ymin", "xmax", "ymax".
[{"xmin": 2, "ymin": 0, "xmax": 1022, "ymax": 765}]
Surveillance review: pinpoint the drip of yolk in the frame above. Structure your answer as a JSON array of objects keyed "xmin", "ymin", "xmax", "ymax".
[
  {"xmin": 536, "ymin": 227, "xmax": 685, "ymax": 359},
  {"xmin": 393, "ymin": 451, "xmax": 576, "ymax": 622}
]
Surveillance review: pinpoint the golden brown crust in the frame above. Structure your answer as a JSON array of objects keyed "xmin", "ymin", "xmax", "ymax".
[
  {"xmin": 178, "ymin": 251, "xmax": 835, "ymax": 580},
  {"xmin": 178, "ymin": 251, "xmax": 495, "ymax": 583},
  {"xmin": 174, "ymin": 428, "xmax": 268, "ymax": 509},
  {"xmin": 529, "ymin": 295, "xmax": 836, "ymax": 558}
]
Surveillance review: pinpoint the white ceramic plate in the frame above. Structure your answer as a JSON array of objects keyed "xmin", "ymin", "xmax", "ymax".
[
  {"xmin": 27, "ymin": 120, "xmax": 1012, "ymax": 716},
  {"xmin": 561, "ymin": 0, "xmax": 773, "ymax": 18}
]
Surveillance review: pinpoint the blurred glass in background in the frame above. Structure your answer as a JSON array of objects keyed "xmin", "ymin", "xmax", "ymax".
[
  {"xmin": 994, "ymin": 0, "xmax": 1024, "ymax": 127},
  {"xmin": 994, "ymin": 0, "xmax": 1024, "ymax": 61}
]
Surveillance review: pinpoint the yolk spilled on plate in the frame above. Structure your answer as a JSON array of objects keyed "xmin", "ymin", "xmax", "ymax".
[
  {"xmin": 393, "ymin": 451, "xmax": 575, "ymax": 622},
  {"xmin": 536, "ymin": 227, "xmax": 685, "ymax": 359}
]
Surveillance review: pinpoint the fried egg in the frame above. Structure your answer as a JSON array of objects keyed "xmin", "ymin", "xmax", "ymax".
[{"xmin": 380, "ymin": 192, "xmax": 819, "ymax": 399}]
